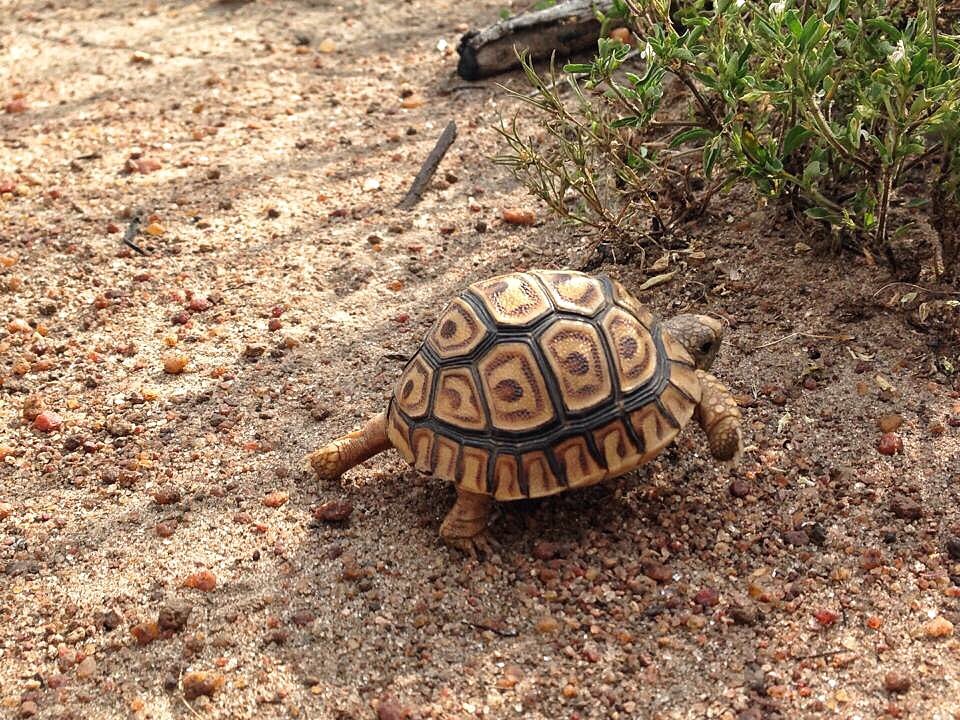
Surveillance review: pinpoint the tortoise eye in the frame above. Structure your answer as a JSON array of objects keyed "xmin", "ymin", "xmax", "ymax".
[{"xmin": 699, "ymin": 341, "xmax": 713, "ymax": 354}]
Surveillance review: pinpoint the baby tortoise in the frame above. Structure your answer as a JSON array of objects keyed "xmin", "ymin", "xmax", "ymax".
[{"xmin": 309, "ymin": 270, "xmax": 742, "ymax": 555}]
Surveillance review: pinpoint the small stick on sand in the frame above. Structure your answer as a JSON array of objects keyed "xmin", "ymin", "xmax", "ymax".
[
  {"xmin": 398, "ymin": 121, "xmax": 458, "ymax": 210},
  {"xmin": 122, "ymin": 210, "xmax": 149, "ymax": 256},
  {"xmin": 754, "ymin": 331, "xmax": 855, "ymax": 350}
]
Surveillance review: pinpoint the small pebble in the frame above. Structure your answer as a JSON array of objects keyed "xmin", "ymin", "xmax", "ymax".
[
  {"xmin": 535, "ymin": 616, "xmax": 559, "ymax": 633},
  {"xmin": 152, "ymin": 486, "xmax": 182, "ymax": 505},
  {"xmin": 291, "ymin": 610, "xmax": 315, "ymax": 626},
  {"xmin": 76, "ymin": 656, "xmax": 96, "ymax": 679},
  {"xmin": 182, "ymin": 671, "xmax": 225, "ymax": 700},
  {"xmin": 502, "ymin": 208, "xmax": 536, "ymax": 226},
  {"xmin": 643, "ymin": 562, "xmax": 672, "ymax": 583},
  {"xmin": 188, "ymin": 296, "xmax": 212, "ymax": 312},
  {"xmin": 100, "ymin": 610, "xmax": 122, "ymax": 631},
  {"xmin": 608, "ymin": 27, "xmax": 633, "ymax": 45},
  {"xmin": 163, "ymin": 353, "xmax": 189, "ymax": 374},
  {"xmin": 18, "ymin": 701, "xmax": 37, "ymax": 718},
  {"xmin": 130, "ymin": 50, "xmax": 154, "ymax": 64},
  {"xmin": 182, "ymin": 571, "xmax": 217, "ymax": 592},
  {"xmin": 890, "ymin": 495, "xmax": 922, "ymax": 520},
  {"xmin": 531, "ymin": 541, "xmax": 560, "ymax": 561},
  {"xmin": 729, "ymin": 479, "xmax": 750, "ymax": 498},
  {"xmin": 158, "ymin": 600, "xmax": 193, "ymax": 634},
  {"xmin": 946, "ymin": 536, "xmax": 960, "ymax": 561},
  {"xmin": 883, "ymin": 671, "xmax": 911, "ymax": 694},
  {"xmin": 262, "ymin": 491, "xmax": 288, "ymax": 508},
  {"xmin": 783, "ymin": 530, "xmax": 809, "ymax": 546},
  {"xmin": 21, "ymin": 394, "xmax": 44, "ymax": 421},
  {"xmin": 877, "ymin": 414, "xmax": 903, "ymax": 432},
  {"xmin": 134, "ymin": 158, "xmax": 162, "ymax": 174},
  {"xmin": 694, "ymin": 587, "xmax": 720, "ymax": 607},
  {"xmin": 877, "ymin": 433, "xmax": 903, "ymax": 455},
  {"xmin": 312, "ymin": 500, "xmax": 353, "ymax": 523},
  {"xmin": 923, "ymin": 616, "xmax": 954, "ymax": 638},
  {"xmin": 32, "ymin": 410, "xmax": 63, "ymax": 433},
  {"xmin": 400, "ymin": 94, "xmax": 425, "ymax": 109},
  {"xmin": 377, "ymin": 699, "xmax": 409, "ymax": 720},
  {"xmin": 6, "ymin": 98, "xmax": 29, "ymax": 114},
  {"xmin": 130, "ymin": 621, "xmax": 160, "ymax": 645},
  {"xmin": 813, "ymin": 609, "xmax": 839, "ymax": 626}
]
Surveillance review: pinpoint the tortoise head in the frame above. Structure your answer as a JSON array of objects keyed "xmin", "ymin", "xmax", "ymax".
[{"xmin": 663, "ymin": 314, "xmax": 724, "ymax": 370}]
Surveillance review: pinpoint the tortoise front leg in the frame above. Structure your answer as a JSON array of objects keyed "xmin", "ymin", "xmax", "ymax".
[
  {"xmin": 694, "ymin": 370, "xmax": 743, "ymax": 462},
  {"xmin": 440, "ymin": 489, "xmax": 496, "ymax": 558}
]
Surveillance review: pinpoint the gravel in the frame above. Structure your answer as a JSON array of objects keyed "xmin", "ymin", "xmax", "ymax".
[{"xmin": 2, "ymin": 1, "xmax": 959, "ymax": 718}]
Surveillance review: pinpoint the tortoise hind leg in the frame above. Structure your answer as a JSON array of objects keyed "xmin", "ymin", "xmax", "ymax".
[
  {"xmin": 307, "ymin": 412, "xmax": 390, "ymax": 479},
  {"xmin": 694, "ymin": 370, "xmax": 743, "ymax": 462},
  {"xmin": 440, "ymin": 489, "xmax": 497, "ymax": 558}
]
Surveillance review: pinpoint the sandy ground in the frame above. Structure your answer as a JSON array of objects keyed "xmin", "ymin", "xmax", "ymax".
[{"xmin": 2, "ymin": 1, "xmax": 960, "ymax": 719}]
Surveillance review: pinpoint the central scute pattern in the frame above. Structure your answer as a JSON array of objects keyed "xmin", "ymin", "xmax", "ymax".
[{"xmin": 386, "ymin": 271, "xmax": 701, "ymax": 501}]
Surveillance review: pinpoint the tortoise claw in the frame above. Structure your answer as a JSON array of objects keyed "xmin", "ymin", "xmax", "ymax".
[{"xmin": 444, "ymin": 530, "xmax": 499, "ymax": 559}]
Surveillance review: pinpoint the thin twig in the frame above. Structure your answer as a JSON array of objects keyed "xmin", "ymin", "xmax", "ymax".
[
  {"xmin": 803, "ymin": 101, "xmax": 873, "ymax": 173},
  {"xmin": 121, "ymin": 211, "xmax": 149, "ymax": 256},
  {"xmin": 896, "ymin": 141, "xmax": 943, "ymax": 184},
  {"xmin": 755, "ymin": 331, "xmax": 855, "ymax": 350},
  {"xmin": 872, "ymin": 281, "xmax": 960, "ymax": 298},
  {"xmin": 621, "ymin": 0, "xmax": 720, "ymax": 130},
  {"xmin": 461, "ymin": 620, "xmax": 519, "ymax": 637},
  {"xmin": 673, "ymin": 71, "xmax": 721, "ymax": 131},
  {"xmin": 525, "ymin": 48, "xmax": 641, "ymax": 98},
  {"xmin": 398, "ymin": 121, "xmax": 458, "ymax": 209},
  {"xmin": 794, "ymin": 648, "xmax": 852, "ymax": 661},
  {"xmin": 176, "ymin": 668, "xmax": 204, "ymax": 720}
]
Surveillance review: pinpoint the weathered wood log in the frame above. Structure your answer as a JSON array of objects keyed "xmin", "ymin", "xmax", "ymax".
[{"xmin": 456, "ymin": 0, "xmax": 615, "ymax": 81}]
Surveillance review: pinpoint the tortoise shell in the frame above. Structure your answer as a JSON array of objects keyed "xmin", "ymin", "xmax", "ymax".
[{"xmin": 385, "ymin": 270, "xmax": 702, "ymax": 500}]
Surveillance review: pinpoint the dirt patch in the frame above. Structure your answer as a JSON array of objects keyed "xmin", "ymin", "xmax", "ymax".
[{"xmin": 2, "ymin": 2, "xmax": 960, "ymax": 719}]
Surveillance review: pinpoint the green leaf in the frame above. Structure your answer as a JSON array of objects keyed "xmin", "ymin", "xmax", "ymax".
[
  {"xmin": 805, "ymin": 206, "xmax": 834, "ymax": 220},
  {"xmin": 866, "ymin": 18, "xmax": 901, "ymax": 40},
  {"xmin": 741, "ymin": 130, "xmax": 764, "ymax": 163},
  {"xmin": 802, "ymin": 160, "xmax": 823, "ymax": 184},
  {"xmin": 611, "ymin": 116, "xmax": 643, "ymax": 128},
  {"xmin": 739, "ymin": 90, "xmax": 769, "ymax": 103},
  {"xmin": 670, "ymin": 128, "xmax": 714, "ymax": 147},
  {"xmin": 562, "ymin": 63, "xmax": 594, "ymax": 74},
  {"xmin": 785, "ymin": 10, "xmax": 803, "ymax": 40},
  {"xmin": 783, "ymin": 126, "xmax": 813, "ymax": 156},
  {"xmin": 703, "ymin": 143, "xmax": 720, "ymax": 179},
  {"xmin": 799, "ymin": 17, "xmax": 828, "ymax": 53},
  {"xmin": 909, "ymin": 48, "xmax": 929, "ymax": 81}
]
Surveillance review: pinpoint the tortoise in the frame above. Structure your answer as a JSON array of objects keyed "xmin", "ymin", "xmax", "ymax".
[{"xmin": 308, "ymin": 270, "xmax": 742, "ymax": 555}]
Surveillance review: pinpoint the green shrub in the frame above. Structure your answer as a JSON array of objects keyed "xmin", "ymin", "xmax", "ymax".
[{"xmin": 497, "ymin": 0, "xmax": 960, "ymax": 279}]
